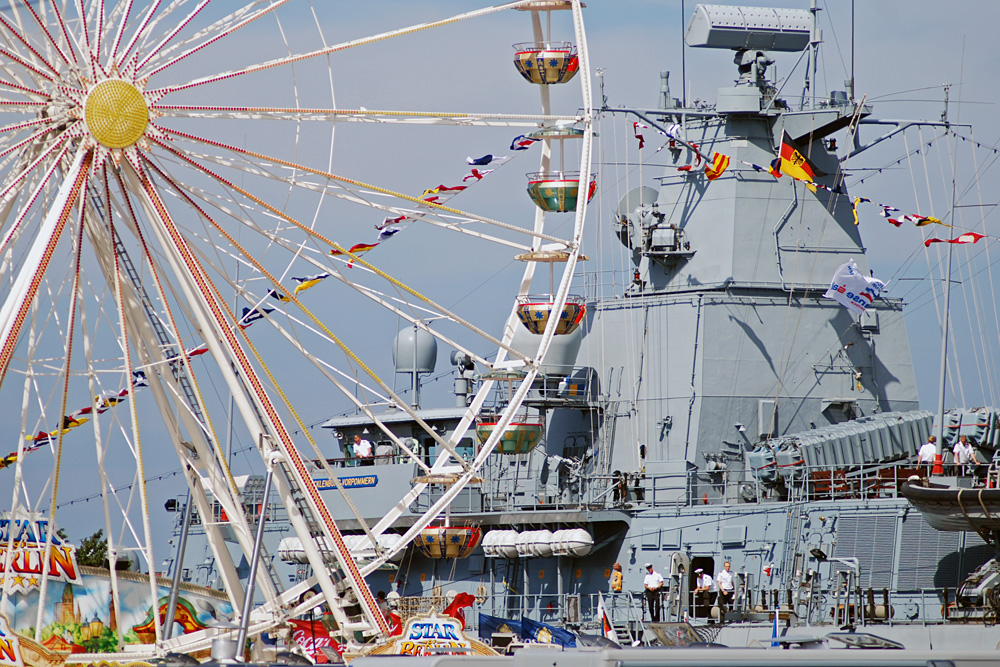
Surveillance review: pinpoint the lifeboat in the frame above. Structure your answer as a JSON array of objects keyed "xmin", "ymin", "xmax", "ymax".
[
  {"xmin": 475, "ymin": 420, "xmax": 544, "ymax": 455},
  {"xmin": 515, "ymin": 530, "xmax": 554, "ymax": 558},
  {"xmin": 277, "ymin": 534, "xmax": 405, "ymax": 563},
  {"xmin": 482, "ymin": 528, "xmax": 594, "ymax": 559},
  {"xmin": 482, "ymin": 530, "xmax": 520, "ymax": 558},
  {"xmin": 413, "ymin": 525, "xmax": 482, "ymax": 559},
  {"xmin": 526, "ymin": 171, "xmax": 597, "ymax": 212},
  {"xmin": 513, "ymin": 41, "xmax": 579, "ymax": 85},
  {"xmin": 515, "ymin": 294, "xmax": 586, "ymax": 335}
]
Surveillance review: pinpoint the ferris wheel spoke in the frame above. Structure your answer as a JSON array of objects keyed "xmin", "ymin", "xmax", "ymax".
[
  {"xmin": 104, "ymin": 0, "xmax": 133, "ymax": 62},
  {"xmin": 141, "ymin": 0, "xmax": 291, "ymax": 77},
  {"xmin": 32, "ymin": 169, "xmax": 89, "ymax": 635},
  {"xmin": 0, "ymin": 116, "xmax": 51, "ymax": 138},
  {"xmin": 161, "ymin": 128, "xmax": 571, "ymax": 245},
  {"xmin": 71, "ymin": 0, "xmax": 92, "ymax": 59},
  {"xmin": 0, "ymin": 98, "xmax": 48, "ymax": 110},
  {"xmin": 114, "ymin": 0, "xmax": 161, "ymax": 67},
  {"xmin": 107, "ymin": 227, "xmax": 164, "ymax": 612},
  {"xmin": 30, "ymin": 0, "xmax": 78, "ymax": 68},
  {"xmin": 92, "ymin": 179, "xmax": 284, "ymax": 618},
  {"xmin": 0, "ymin": 144, "xmax": 81, "ymax": 329},
  {"xmin": 163, "ymin": 144, "xmax": 540, "ymax": 254},
  {"xmin": 0, "ymin": 75, "xmax": 51, "ymax": 99},
  {"xmin": 0, "ymin": 137, "xmax": 72, "ymax": 257},
  {"xmin": 0, "ymin": 13, "xmax": 59, "ymax": 78},
  {"xmin": 124, "ymin": 158, "xmax": 390, "ymax": 633},
  {"xmin": 153, "ymin": 104, "xmax": 578, "ymax": 128},
  {"xmin": 133, "ymin": 0, "xmax": 212, "ymax": 72},
  {"xmin": 182, "ymin": 250, "xmax": 404, "ymax": 546},
  {"xmin": 93, "ymin": 0, "xmax": 107, "ymax": 62},
  {"xmin": 145, "ymin": 156, "xmax": 482, "ymax": 471},
  {"xmin": 0, "ymin": 45, "xmax": 54, "ymax": 86},
  {"xmin": 155, "ymin": 141, "xmax": 532, "ymax": 366},
  {"xmin": 148, "ymin": 0, "xmax": 536, "ymax": 98},
  {"xmin": 102, "ymin": 171, "xmax": 276, "ymax": 614},
  {"xmin": 183, "ymin": 204, "xmax": 498, "ymax": 372}
]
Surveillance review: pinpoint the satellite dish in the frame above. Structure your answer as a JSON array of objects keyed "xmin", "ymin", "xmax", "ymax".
[
  {"xmin": 615, "ymin": 186, "xmax": 659, "ymax": 218},
  {"xmin": 614, "ymin": 186, "xmax": 659, "ymax": 250}
]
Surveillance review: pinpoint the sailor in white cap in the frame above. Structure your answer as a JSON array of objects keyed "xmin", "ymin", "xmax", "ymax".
[
  {"xmin": 643, "ymin": 562, "xmax": 664, "ymax": 623},
  {"xmin": 694, "ymin": 567, "xmax": 715, "ymax": 618}
]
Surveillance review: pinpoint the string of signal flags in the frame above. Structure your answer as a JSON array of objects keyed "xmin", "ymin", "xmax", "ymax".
[
  {"xmin": 6, "ymin": 122, "xmax": 990, "ymax": 472},
  {"xmin": 632, "ymin": 122, "xmax": 993, "ymax": 250},
  {"xmin": 0, "ymin": 129, "xmax": 550, "ymax": 472}
]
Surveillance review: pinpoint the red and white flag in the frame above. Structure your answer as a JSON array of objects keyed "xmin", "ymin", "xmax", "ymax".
[
  {"xmin": 633, "ymin": 122, "xmax": 648, "ymax": 150},
  {"xmin": 924, "ymin": 232, "xmax": 986, "ymax": 247}
]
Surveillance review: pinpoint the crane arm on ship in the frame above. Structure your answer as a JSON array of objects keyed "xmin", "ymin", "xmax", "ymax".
[{"xmin": 843, "ymin": 119, "xmax": 969, "ymax": 160}]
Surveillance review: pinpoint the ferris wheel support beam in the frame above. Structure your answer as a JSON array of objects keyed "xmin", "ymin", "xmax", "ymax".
[
  {"xmin": 98, "ymin": 167, "xmax": 291, "ymax": 613},
  {"xmin": 79, "ymin": 198, "xmax": 259, "ymax": 615},
  {"xmin": 0, "ymin": 148, "xmax": 87, "ymax": 387},
  {"xmin": 121, "ymin": 161, "xmax": 387, "ymax": 637}
]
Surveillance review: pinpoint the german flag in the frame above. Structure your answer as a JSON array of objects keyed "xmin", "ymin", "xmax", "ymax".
[{"xmin": 779, "ymin": 130, "xmax": 821, "ymax": 190}]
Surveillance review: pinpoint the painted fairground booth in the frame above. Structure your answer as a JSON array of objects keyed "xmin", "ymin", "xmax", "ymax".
[{"xmin": 0, "ymin": 513, "xmax": 234, "ymax": 667}]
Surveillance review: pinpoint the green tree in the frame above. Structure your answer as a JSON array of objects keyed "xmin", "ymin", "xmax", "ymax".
[{"xmin": 76, "ymin": 529, "xmax": 108, "ymax": 567}]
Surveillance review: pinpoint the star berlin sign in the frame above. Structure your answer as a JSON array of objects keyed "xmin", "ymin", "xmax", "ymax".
[{"xmin": 0, "ymin": 513, "xmax": 83, "ymax": 593}]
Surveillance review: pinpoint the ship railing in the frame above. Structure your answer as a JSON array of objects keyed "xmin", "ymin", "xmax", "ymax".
[
  {"xmin": 464, "ymin": 591, "xmax": 648, "ymax": 639},
  {"xmin": 408, "ymin": 459, "xmax": 942, "ymax": 515},
  {"xmin": 416, "ymin": 585, "xmax": 971, "ymax": 642},
  {"xmin": 321, "ymin": 451, "xmax": 406, "ymax": 469},
  {"xmin": 577, "ymin": 268, "xmax": 627, "ymax": 302},
  {"xmin": 721, "ymin": 460, "xmax": 935, "ymax": 506}
]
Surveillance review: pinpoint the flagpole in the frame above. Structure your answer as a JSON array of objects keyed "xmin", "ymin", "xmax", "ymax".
[
  {"xmin": 932, "ymin": 243, "xmax": 953, "ymax": 475},
  {"xmin": 933, "ymin": 131, "xmax": 959, "ymax": 475}
]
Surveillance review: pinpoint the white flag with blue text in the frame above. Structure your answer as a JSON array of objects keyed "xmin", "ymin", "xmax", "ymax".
[{"xmin": 823, "ymin": 259, "xmax": 886, "ymax": 316}]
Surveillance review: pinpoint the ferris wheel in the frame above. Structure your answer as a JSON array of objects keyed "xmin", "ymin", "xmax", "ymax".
[{"xmin": 0, "ymin": 0, "xmax": 592, "ymax": 656}]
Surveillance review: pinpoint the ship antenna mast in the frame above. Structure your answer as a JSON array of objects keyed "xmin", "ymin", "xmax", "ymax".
[
  {"xmin": 933, "ymin": 115, "xmax": 959, "ymax": 473},
  {"xmin": 803, "ymin": 0, "xmax": 822, "ymax": 109}
]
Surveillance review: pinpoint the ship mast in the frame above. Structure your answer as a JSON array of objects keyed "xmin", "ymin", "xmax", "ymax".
[{"xmin": 933, "ymin": 91, "xmax": 957, "ymax": 473}]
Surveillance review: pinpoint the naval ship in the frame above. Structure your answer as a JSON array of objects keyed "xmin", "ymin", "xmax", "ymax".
[{"xmin": 161, "ymin": 3, "xmax": 1000, "ymax": 653}]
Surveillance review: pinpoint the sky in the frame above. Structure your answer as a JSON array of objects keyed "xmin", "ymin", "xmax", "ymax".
[{"xmin": 2, "ymin": 0, "xmax": 1000, "ymax": 582}]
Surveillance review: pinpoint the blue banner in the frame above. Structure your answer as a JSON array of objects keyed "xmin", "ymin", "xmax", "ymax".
[
  {"xmin": 477, "ymin": 613, "xmax": 521, "ymax": 641},
  {"xmin": 520, "ymin": 616, "xmax": 577, "ymax": 647}
]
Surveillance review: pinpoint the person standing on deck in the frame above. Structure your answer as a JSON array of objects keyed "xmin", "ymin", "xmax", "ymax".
[
  {"xmin": 353, "ymin": 434, "xmax": 373, "ymax": 465},
  {"xmin": 716, "ymin": 561, "xmax": 735, "ymax": 611},
  {"xmin": 609, "ymin": 562, "xmax": 623, "ymax": 594},
  {"xmin": 643, "ymin": 563, "xmax": 664, "ymax": 623},
  {"xmin": 918, "ymin": 436, "xmax": 937, "ymax": 476},
  {"xmin": 953, "ymin": 435, "xmax": 975, "ymax": 476}
]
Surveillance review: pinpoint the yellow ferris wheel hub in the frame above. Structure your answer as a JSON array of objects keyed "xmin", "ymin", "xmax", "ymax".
[{"xmin": 84, "ymin": 79, "xmax": 149, "ymax": 149}]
